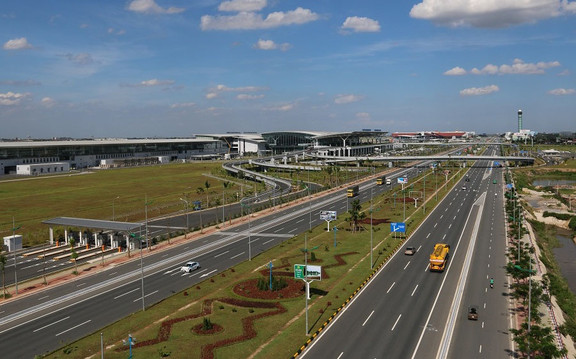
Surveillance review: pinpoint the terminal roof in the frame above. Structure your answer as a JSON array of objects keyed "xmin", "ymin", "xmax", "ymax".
[{"xmin": 43, "ymin": 217, "xmax": 144, "ymax": 232}]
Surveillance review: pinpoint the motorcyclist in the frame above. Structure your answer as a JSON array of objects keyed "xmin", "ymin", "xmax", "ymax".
[{"xmin": 490, "ymin": 278, "xmax": 494, "ymax": 287}]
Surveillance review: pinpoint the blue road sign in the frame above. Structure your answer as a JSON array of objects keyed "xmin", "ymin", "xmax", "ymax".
[{"xmin": 391, "ymin": 222, "xmax": 406, "ymax": 233}]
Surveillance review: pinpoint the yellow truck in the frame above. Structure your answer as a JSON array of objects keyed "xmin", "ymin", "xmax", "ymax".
[{"xmin": 429, "ymin": 243, "xmax": 450, "ymax": 272}]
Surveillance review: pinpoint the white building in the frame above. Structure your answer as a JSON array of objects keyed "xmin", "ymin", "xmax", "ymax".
[{"xmin": 16, "ymin": 162, "xmax": 70, "ymax": 176}]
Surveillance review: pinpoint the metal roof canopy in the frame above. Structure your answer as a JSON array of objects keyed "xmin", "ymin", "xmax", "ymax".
[{"xmin": 43, "ymin": 217, "xmax": 144, "ymax": 232}]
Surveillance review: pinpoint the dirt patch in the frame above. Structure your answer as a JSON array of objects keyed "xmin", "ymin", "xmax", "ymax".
[{"xmin": 233, "ymin": 278, "xmax": 304, "ymax": 300}]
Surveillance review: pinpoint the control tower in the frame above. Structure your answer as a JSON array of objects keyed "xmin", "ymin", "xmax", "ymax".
[{"xmin": 518, "ymin": 109, "xmax": 523, "ymax": 132}]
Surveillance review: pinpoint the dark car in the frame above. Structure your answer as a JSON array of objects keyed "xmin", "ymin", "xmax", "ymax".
[{"xmin": 467, "ymin": 306, "xmax": 479, "ymax": 320}]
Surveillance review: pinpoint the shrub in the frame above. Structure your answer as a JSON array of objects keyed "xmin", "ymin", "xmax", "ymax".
[{"xmin": 202, "ymin": 317, "xmax": 213, "ymax": 331}]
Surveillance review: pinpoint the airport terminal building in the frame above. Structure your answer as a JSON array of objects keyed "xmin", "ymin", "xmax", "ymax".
[{"xmin": 0, "ymin": 130, "xmax": 391, "ymax": 176}]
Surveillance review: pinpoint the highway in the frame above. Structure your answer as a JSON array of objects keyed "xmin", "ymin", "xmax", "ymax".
[
  {"xmin": 300, "ymin": 159, "xmax": 513, "ymax": 358},
  {"xmin": 0, "ymin": 165, "xmax": 422, "ymax": 357}
]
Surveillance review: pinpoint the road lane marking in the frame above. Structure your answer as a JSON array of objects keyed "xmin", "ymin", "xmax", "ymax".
[
  {"xmin": 440, "ymin": 215, "xmax": 443, "ymax": 219},
  {"xmin": 417, "ymin": 245, "xmax": 422, "ymax": 252},
  {"xmin": 391, "ymin": 314, "xmax": 402, "ymax": 331},
  {"xmin": 337, "ymin": 353, "xmax": 343, "ymax": 359},
  {"xmin": 442, "ymin": 234, "xmax": 446, "ymax": 240},
  {"xmin": 200, "ymin": 269, "xmax": 218, "ymax": 278},
  {"xmin": 133, "ymin": 290, "xmax": 159, "ymax": 302},
  {"xmin": 411, "ymin": 285, "xmax": 419, "ymax": 296},
  {"xmin": 362, "ymin": 310, "xmax": 375, "ymax": 326},
  {"xmin": 56, "ymin": 320, "xmax": 91, "ymax": 337},
  {"xmin": 482, "ymin": 322, "xmax": 484, "ymax": 328},
  {"xmin": 289, "ymin": 228, "xmax": 299, "ymax": 233},
  {"xmin": 38, "ymin": 295, "xmax": 50, "ymax": 301},
  {"xmin": 448, "ymin": 224, "xmax": 452, "ymax": 229},
  {"xmin": 404, "ymin": 261, "xmax": 411, "ymax": 270},
  {"xmin": 387, "ymin": 282, "xmax": 395, "ymax": 293},
  {"xmin": 77, "ymin": 283, "xmax": 86, "ymax": 287},
  {"xmin": 479, "ymin": 345, "xmax": 482, "ymax": 353},
  {"xmin": 424, "ymin": 263, "xmax": 429, "ymax": 272},
  {"xmin": 262, "ymin": 239, "xmax": 274, "ymax": 245},
  {"xmin": 114, "ymin": 288, "xmax": 139, "ymax": 300},
  {"xmin": 214, "ymin": 251, "xmax": 229, "ymax": 258},
  {"xmin": 274, "ymin": 228, "xmax": 284, "ymax": 233},
  {"xmin": 296, "ymin": 218, "xmax": 305, "ymax": 223},
  {"xmin": 230, "ymin": 252, "xmax": 245, "ymax": 259},
  {"xmin": 434, "ymin": 223, "xmax": 437, "ymax": 228},
  {"xmin": 426, "ymin": 233, "xmax": 430, "ymax": 238},
  {"xmin": 33, "ymin": 316, "xmax": 70, "ymax": 332},
  {"xmin": 109, "ymin": 272, "xmax": 117, "ymax": 276}
]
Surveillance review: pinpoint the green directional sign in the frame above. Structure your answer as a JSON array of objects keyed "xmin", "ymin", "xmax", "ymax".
[{"xmin": 294, "ymin": 264, "xmax": 306, "ymax": 279}]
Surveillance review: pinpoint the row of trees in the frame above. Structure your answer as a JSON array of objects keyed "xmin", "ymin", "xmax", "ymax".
[{"xmin": 504, "ymin": 182, "xmax": 567, "ymax": 358}]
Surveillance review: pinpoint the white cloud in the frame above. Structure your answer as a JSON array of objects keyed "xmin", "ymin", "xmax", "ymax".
[
  {"xmin": 64, "ymin": 53, "xmax": 95, "ymax": 65},
  {"xmin": 444, "ymin": 66, "xmax": 467, "ymax": 75},
  {"xmin": 459, "ymin": 85, "xmax": 499, "ymax": 96},
  {"xmin": 3, "ymin": 37, "xmax": 32, "ymax": 50},
  {"xmin": 334, "ymin": 94, "xmax": 362, "ymax": 104},
  {"xmin": 219, "ymin": 0, "xmax": 267, "ymax": 12},
  {"xmin": 122, "ymin": 79, "xmax": 175, "ymax": 87},
  {"xmin": 201, "ymin": 7, "xmax": 319, "ymax": 30},
  {"xmin": 0, "ymin": 91, "xmax": 30, "ymax": 105},
  {"xmin": 41, "ymin": 97, "xmax": 55, "ymax": 108},
  {"xmin": 237, "ymin": 94, "xmax": 264, "ymax": 100},
  {"xmin": 410, "ymin": 0, "xmax": 570, "ymax": 28},
  {"xmin": 127, "ymin": 0, "xmax": 184, "ymax": 14},
  {"xmin": 170, "ymin": 102, "xmax": 195, "ymax": 108},
  {"xmin": 548, "ymin": 88, "xmax": 575, "ymax": 95},
  {"xmin": 253, "ymin": 39, "xmax": 291, "ymax": 51},
  {"xmin": 108, "ymin": 28, "xmax": 126, "ymax": 35},
  {"xmin": 341, "ymin": 16, "xmax": 381, "ymax": 33},
  {"xmin": 267, "ymin": 103, "xmax": 294, "ymax": 111},
  {"xmin": 355, "ymin": 112, "xmax": 372, "ymax": 122},
  {"xmin": 0, "ymin": 80, "xmax": 41, "ymax": 86},
  {"xmin": 206, "ymin": 92, "xmax": 218, "ymax": 99},
  {"xmin": 210, "ymin": 84, "xmax": 267, "ymax": 93},
  {"xmin": 453, "ymin": 59, "xmax": 561, "ymax": 75}
]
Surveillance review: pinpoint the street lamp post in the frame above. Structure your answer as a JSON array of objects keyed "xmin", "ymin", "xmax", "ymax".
[
  {"xmin": 12, "ymin": 217, "xmax": 20, "ymax": 295},
  {"xmin": 179, "ymin": 198, "xmax": 189, "ymax": 239},
  {"xmin": 241, "ymin": 200, "xmax": 252, "ymax": 260},
  {"xmin": 129, "ymin": 232, "xmax": 146, "ymax": 312}
]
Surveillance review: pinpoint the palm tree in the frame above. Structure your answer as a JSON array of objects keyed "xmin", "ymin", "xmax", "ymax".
[{"xmin": 347, "ymin": 199, "xmax": 366, "ymax": 232}]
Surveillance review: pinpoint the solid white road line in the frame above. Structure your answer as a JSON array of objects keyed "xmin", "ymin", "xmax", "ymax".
[
  {"xmin": 33, "ymin": 316, "xmax": 70, "ymax": 333},
  {"xmin": 230, "ymin": 252, "xmax": 245, "ymax": 259},
  {"xmin": 38, "ymin": 295, "xmax": 50, "ymax": 301},
  {"xmin": 404, "ymin": 261, "xmax": 411, "ymax": 270},
  {"xmin": 387, "ymin": 282, "xmax": 395, "ymax": 293},
  {"xmin": 262, "ymin": 239, "xmax": 274, "ymax": 245},
  {"xmin": 391, "ymin": 314, "xmax": 402, "ymax": 331},
  {"xmin": 114, "ymin": 288, "xmax": 139, "ymax": 300},
  {"xmin": 362, "ymin": 310, "xmax": 375, "ymax": 326},
  {"xmin": 56, "ymin": 320, "xmax": 91, "ymax": 337},
  {"xmin": 411, "ymin": 285, "xmax": 419, "ymax": 297},
  {"xmin": 214, "ymin": 251, "xmax": 229, "ymax": 258},
  {"xmin": 132, "ymin": 290, "xmax": 159, "ymax": 303}
]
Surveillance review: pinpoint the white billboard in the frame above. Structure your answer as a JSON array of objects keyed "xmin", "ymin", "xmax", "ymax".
[{"xmin": 319, "ymin": 211, "xmax": 337, "ymax": 221}]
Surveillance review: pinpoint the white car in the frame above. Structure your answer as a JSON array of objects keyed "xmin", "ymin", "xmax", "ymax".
[{"xmin": 180, "ymin": 261, "xmax": 200, "ymax": 273}]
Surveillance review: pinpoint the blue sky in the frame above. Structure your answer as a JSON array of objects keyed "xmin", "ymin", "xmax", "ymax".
[{"xmin": 1, "ymin": 0, "xmax": 575, "ymax": 138}]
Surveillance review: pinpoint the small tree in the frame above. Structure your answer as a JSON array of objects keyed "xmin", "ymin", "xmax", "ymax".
[{"xmin": 69, "ymin": 238, "xmax": 78, "ymax": 274}]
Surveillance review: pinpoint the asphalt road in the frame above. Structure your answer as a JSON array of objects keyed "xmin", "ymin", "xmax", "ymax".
[
  {"xmin": 0, "ymin": 165, "xmax": 421, "ymax": 358},
  {"xmin": 300, "ymin": 160, "xmax": 513, "ymax": 358}
]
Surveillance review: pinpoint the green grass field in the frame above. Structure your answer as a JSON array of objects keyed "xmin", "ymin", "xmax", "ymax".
[
  {"xmin": 41, "ymin": 167, "xmax": 465, "ymax": 359},
  {"xmin": 0, "ymin": 162, "xmax": 249, "ymax": 246}
]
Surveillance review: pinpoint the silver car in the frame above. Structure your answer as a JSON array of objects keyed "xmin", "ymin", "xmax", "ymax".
[{"xmin": 180, "ymin": 261, "xmax": 200, "ymax": 273}]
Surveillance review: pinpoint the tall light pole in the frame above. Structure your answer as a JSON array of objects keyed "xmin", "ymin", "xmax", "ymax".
[
  {"xmin": 112, "ymin": 196, "xmax": 120, "ymax": 221},
  {"xmin": 144, "ymin": 196, "xmax": 152, "ymax": 251},
  {"xmin": 179, "ymin": 198, "xmax": 189, "ymax": 239},
  {"xmin": 370, "ymin": 175, "xmax": 374, "ymax": 269},
  {"xmin": 12, "ymin": 217, "xmax": 20, "ymax": 294},
  {"xmin": 129, "ymin": 232, "xmax": 145, "ymax": 312},
  {"xmin": 308, "ymin": 167, "xmax": 312, "ymax": 232},
  {"xmin": 241, "ymin": 200, "xmax": 252, "ymax": 260}
]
